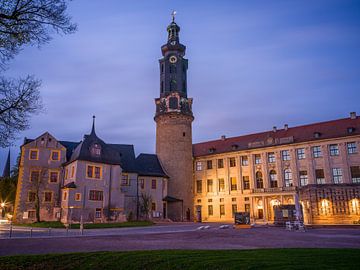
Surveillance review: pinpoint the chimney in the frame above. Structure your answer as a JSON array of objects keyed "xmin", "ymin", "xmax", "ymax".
[
  {"xmin": 221, "ymin": 135, "xmax": 226, "ymax": 141},
  {"xmin": 273, "ymin": 126, "xmax": 277, "ymax": 132},
  {"xmin": 350, "ymin": 112, "xmax": 356, "ymax": 120},
  {"xmin": 284, "ymin": 124, "xmax": 288, "ymax": 131}
]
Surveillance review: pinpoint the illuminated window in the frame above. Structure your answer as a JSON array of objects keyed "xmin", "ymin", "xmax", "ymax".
[
  {"xmin": 28, "ymin": 191, "xmax": 36, "ymax": 202},
  {"xmin": 89, "ymin": 190, "xmax": 103, "ymax": 201},
  {"xmin": 196, "ymin": 180, "xmax": 202, "ymax": 193},
  {"xmin": 350, "ymin": 166, "xmax": 360, "ymax": 183},
  {"xmin": 256, "ymin": 171, "xmax": 263, "ymax": 189},
  {"xmin": 282, "ymin": 150, "xmax": 291, "ymax": 161},
  {"xmin": 49, "ymin": 171, "xmax": 59, "ymax": 183},
  {"xmin": 332, "ymin": 168, "xmax": 343, "ymax": 184},
  {"xmin": 50, "ymin": 150, "xmax": 60, "ymax": 161},
  {"xmin": 29, "ymin": 149, "xmax": 39, "ymax": 160},
  {"xmin": 63, "ymin": 191, "xmax": 67, "ymax": 201},
  {"xmin": 207, "ymin": 160, "xmax": 213, "ymax": 170},
  {"xmin": 284, "ymin": 169, "xmax": 293, "ymax": 187},
  {"xmin": 320, "ymin": 199, "xmax": 330, "ymax": 215},
  {"xmin": 220, "ymin": 205, "xmax": 225, "ymax": 216},
  {"xmin": 30, "ymin": 170, "xmax": 40, "ymax": 182},
  {"xmin": 95, "ymin": 208, "xmax": 102, "ymax": 218},
  {"xmin": 196, "ymin": 161, "xmax": 202, "ymax": 171},
  {"xmin": 151, "ymin": 179, "xmax": 157, "ymax": 189},
  {"xmin": 75, "ymin": 193, "xmax": 81, "ymax": 201},
  {"xmin": 208, "ymin": 205, "xmax": 213, "ymax": 216},
  {"xmin": 347, "ymin": 142, "xmax": 357, "ymax": 154},
  {"xmin": 71, "ymin": 166, "xmax": 75, "ymax": 178},
  {"xmin": 299, "ymin": 171, "xmax": 308, "ymax": 186},
  {"xmin": 297, "ymin": 148, "xmax": 305, "ymax": 160},
  {"xmin": 229, "ymin": 157, "xmax": 236, "ymax": 167},
  {"xmin": 241, "ymin": 156, "xmax": 249, "ymax": 166},
  {"xmin": 242, "ymin": 176, "xmax": 250, "ymax": 190},
  {"xmin": 315, "ymin": 169, "xmax": 325, "ymax": 184},
  {"xmin": 312, "ymin": 146, "xmax": 322, "ymax": 158},
  {"xmin": 217, "ymin": 159, "xmax": 224, "ymax": 168},
  {"xmin": 350, "ymin": 199, "xmax": 359, "ymax": 214},
  {"xmin": 329, "ymin": 144, "xmax": 339, "ymax": 156},
  {"xmin": 218, "ymin": 178, "xmax": 225, "ymax": 192},
  {"xmin": 207, "ymin": 179, "xmax": 213, "ymax": 192},
  {"xmin": 44, "ymin": 191, "xmax": 52, "ymax": 202},
  {"xmin": 268, "ymin": 152, "xmax": 275, "ymax": 163},
  {"xmin": 151, "ymin": 202, "xmax": 156, "ymax": 211},
  {"xmin": 254, "ymin": 154, "xmax": 261, "ymax": 164},
  {"xmin": 230, "ymin": 177, "xmax": 237, "ymax": 191},
  {"xmin": 269, "ymin": 170, "xmax": 278, "ymax": 188},
  {"xmin": 245, "ymin": 204, "xmax": 250, "ymax": 213}
]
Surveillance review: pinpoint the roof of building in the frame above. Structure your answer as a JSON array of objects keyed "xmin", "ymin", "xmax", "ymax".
[
  {"xmin": 59, "ymin": 141, "xmax": 81, "ymax": 160},
  {"xmin": 193, "ymin": 115, "xmax": 360, "ymax": 157},
  {"xmin": 135, "ymin": 153, "xmax": 169, "ymax": 178},
  {"xmin": 108, "ymin": 144, "xmax": 137, "ymax": 173}
]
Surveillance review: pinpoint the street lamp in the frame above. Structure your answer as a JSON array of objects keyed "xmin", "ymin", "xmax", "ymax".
[{"xmin": 1, "ymin": 202, "xmax": 5, "ymax": 218}]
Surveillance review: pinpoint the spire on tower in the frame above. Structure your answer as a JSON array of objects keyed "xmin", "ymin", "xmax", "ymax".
[{"xmin": 91, "ymin": 115, "xmax": 96, "ymax": 136}]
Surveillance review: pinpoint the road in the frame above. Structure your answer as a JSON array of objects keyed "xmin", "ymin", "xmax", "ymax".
[{"xmin": 0, "ymin": 223, "xmax": 360, "ymax": 256}]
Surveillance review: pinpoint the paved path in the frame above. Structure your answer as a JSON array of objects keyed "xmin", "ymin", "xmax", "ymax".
[{"xmin": 0, "ymin": 224, "xmax": 359, "ymax": 256}]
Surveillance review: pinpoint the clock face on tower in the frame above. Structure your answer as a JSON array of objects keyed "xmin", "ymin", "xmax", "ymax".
[{"xmin": 169, "ymin": 55, "xmax": 178, "ymax": 63}]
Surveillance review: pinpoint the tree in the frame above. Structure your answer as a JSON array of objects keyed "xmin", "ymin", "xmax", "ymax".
[
  {"xmin": 139, "ymin": 193, "xmax": 152, "ymax": 220},
  {"xmin": 0, "ymin": 0, "xmax": 76, "ymax": 147}
]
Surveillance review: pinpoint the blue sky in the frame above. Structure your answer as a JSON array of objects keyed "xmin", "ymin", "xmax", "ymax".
[{"xmin": 1, "ymin": 0, "xmax": 360, "ymax": 171}]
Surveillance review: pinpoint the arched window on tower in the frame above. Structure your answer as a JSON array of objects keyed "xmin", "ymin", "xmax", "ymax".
[
  {"xmin": 160, "ymin": 81, "xmax": 164, "ymax": 93},
  {"xmin": 161, "ymin": 63, "xmax": 164, "ymax": 73},
  {"xmin": 256, "ymin": 171, "xmax": 263, "ymax": 189},
  {"xmin": 269, "ymin": 170, "xmax": 278, "ymax": 188}
]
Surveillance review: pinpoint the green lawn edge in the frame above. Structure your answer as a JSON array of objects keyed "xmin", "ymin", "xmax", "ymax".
[
  {"xmin": 0, "ymin": 249, "xmax": 359, "ymax": 270},
  {"xmin": 14, "ymin": 220, "xmax": 154, "ymax": 229}
]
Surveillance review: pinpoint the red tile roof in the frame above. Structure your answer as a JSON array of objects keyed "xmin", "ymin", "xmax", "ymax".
[{"xmin": 193, "ymin": 116, "xmax": 360, "ymax": 157}]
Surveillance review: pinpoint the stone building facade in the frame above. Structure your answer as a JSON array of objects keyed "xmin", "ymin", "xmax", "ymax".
[{"xmin": 193, "ymin": 114, "xmax": 360, "ymax": 225}]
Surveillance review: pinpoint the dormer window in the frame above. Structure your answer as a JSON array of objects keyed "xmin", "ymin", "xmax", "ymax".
[
  {"xmin": 231, "ymin": 144, "xmax": 238, "ymax": 150},
  {"xmin": 90, "ymin": 143, "xmax": 101, "ymax": 157},
  {"xmin": 208, "ymin": 147, "xmax": 216, "ymax": 154},
  {"xmin": 314, "ymin": 132, "xmax": 321, "ymax": 138},
  {"xmin": 347, "ymin": 127, "xmax": 355, "ymax": 134}
]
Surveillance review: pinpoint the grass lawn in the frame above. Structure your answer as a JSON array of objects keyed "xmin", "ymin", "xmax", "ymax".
[
  {"xmin": 15, "ymin": 221, "xmax": 154, "ymax": 229},
  {"xmin": 0, "ymin": 249, "xmax": 359, "ymax": 270}
]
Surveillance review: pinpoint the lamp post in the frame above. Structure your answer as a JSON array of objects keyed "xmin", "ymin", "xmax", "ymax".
[
  {"xmin": 1, "ymin": 202, "xmax": 5, "ymax": 219},
  {"xmin": 69, "ymin": 206, "xmax": 74, "ymax": 229}
]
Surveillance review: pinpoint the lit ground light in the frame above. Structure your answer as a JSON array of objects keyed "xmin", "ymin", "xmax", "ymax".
[{"xmin": 0, "ymin": 249, "xmax": 359, "ymax": 270}]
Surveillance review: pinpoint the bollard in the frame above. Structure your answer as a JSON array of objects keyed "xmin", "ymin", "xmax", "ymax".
[
  {"xmin": 30, "ymin": 228, "xmax": 33, "ymax": 238},
  {"xmin": 48, "ymin": 227, "xmax": 51, "ymax": 236},
  {"xmin": 9, "ymin": 222, "xmax": 12, "ymax": 238},
  {"xmin": 66, "ymin": 227, "xmax": 69, "ymax": 235}
]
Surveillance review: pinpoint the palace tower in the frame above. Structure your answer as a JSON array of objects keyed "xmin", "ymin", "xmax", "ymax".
[{"xmin": 154, "ymin": 16, "xmax": 194, "ymax": 221}]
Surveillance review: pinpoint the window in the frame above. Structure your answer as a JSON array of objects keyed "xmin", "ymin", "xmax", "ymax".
[
  {"xmin": 242, "ymin": 176, "xmax": 250, "ymax": 190},
  {"xmin": 350, "ymin": 166, "xmax": 360, "ymax": 183},
  {"xmin": 218, "ymin": 178, "xmax": 225, "ymax": 192},
  {"xmin": 256, "ymin": 171, "xmax": 263, "ymax": 189},
  {"xmin": 220, "ymin": 198, "xmax": 224, "ymax": 203},
  {"xmin": 170, "ymin": 64, "xmax": 177, "ymax": 73},
  {"xmin": 65, "ymin": 168, "xmax": 68, "ymax": 179},
  {"xmin": 49, "ymin": 171, "xmax": 59, "ymax": 183},
  {"xmin": 297, "ymin": 148, "xmax": 305, "ymax": 160},
  {"xmin": 207, "ymin": 179, "xmax": 213, "ymax": 192},
  {"xmin": 50, "ymin": 150, "xmax": 60, "ymax": 161},
  {"xmin": 207, "ymin": 160, "xmax": 213, "ymax": 170},
  {"xmin": 28, "ymin": 191, "xmax": 36, "ymax": 202},
  {"xmin": 90, "ymin": 144, "xmax": 101, "ymax": 157},
  {"xmin": 121, "ymin": 174, "xmax": 130, "ymax": 186},
  {"xmin": 196, "ymin": 161, "xmax": 202, "ymax": 171},
  {"xmin": 71, "ymin": 166, "xmax": 75, "ymax": 178},
  {"xmin": 312, "ymin": 146, "xmax": 322, "ymax": 158},
  {"xmin": 151, "ymin": 179, "xmax": 157, "ymax": 189},
  {"xmin": 254, "ymin": 154, "xmax": 261, "ymax": 164},
  {"xmin": 232, "ymin": 197, "xmax": 236, "ymax": 202},
  {"xmin": 151, "ymin": 202, "xmax": 156, "ymax": 211},
  {"xmin": 284, "ymin": 169, "xmax": 293, "ymax": 187},
  {"xmin": 230, "ymin": 177, "xmax": 237, "ymax": 191},
  {"xmin": 196, "ymin": 180, "xmax": 202, "ymax": 193},
  {"xmin": 241, "ymin": 156, "xmax": 249, "ymax": 166},
  {"xmin": 44, "ymin": 191, "xmax": 52, "ymax": 202},
  {"xmin": 229, "ymin": 157, "xmax": 236, "ymax": 167},
  {"xmin": 217, "ymin": 159, "xmax": 224, "ymax": 169},
  {"xmin": 315, "ymin": 169, "xmax": 325, "ymax": 184},
  {"xmin": 89, "ymin": 190, "xmax": 103, "ymax": 201},
  {"xmin": 140, "ymin": 179, "xmax": 145, "ymax": 189},
  {"xmin": 347, "ymin": 142, "xmax": 357, "ymax": 154},
  {"xmin": 95, "ymin": 208, "xmax": 102, "ymax": 219},
  {"xmin": 269, "ymin": 170, "xmax": 277, "ymax": 188},
  {"xmin": 299, "ymin": 171, "xmax": 308, "ymax": 186},
  {"xmin": 208, "ymin": 205, "xmax": 213, "ymax": 216},
  {"xmin": 245, "ymin": 204, "xmax": 250, "ymax": 213},
  {"xmin": 268, "ymin": 152, "xmax": 275, "ymax": 163},
  {"xmin": 28, "ymin": 210, "xmax": 36, "ymax": 219},
  {"xmin": 29, "ymin": 149, "xmax": 39, "ymax": 160},
  {"xmin": 329, "ymin": 144, "xmax": 339, "ymax": 156},
  {"xmin": 86, "ymin": 165, "xmax": 102, "ymax": 179},
  {"xmin": 232, "ymin": 204, "xmax": 237, "ymax": 217},
  {"xmin": 220, "ymin": 205, "xmax": 225, "ymax": 216},
  {"xmin": 30, "ymin": 170, "xmax": 40, "ymax": 182},
  {"xmin": 282, "ymin": 150, "xmax": 291, "ymax": 161},
  {"xmin": 332, "ymin": 168, "xmax": 343, "ymax": 184},
  {"xmin": 63, "ymin": 191, "xmax": 67, "ymax": 201},
  {"xmin": 75, "ymin": 193, "xmax": 81, "ymax": 201}
]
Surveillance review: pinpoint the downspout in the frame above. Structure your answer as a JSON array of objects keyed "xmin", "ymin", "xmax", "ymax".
[{"xmin": 107, "ymin": 165, "xmax": 112, "ymax": 221}]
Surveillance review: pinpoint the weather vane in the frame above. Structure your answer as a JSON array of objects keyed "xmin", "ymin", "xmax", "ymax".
[{"xmin": 171, "ymin": 10, "xmax": 177, "ymax": 22}]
